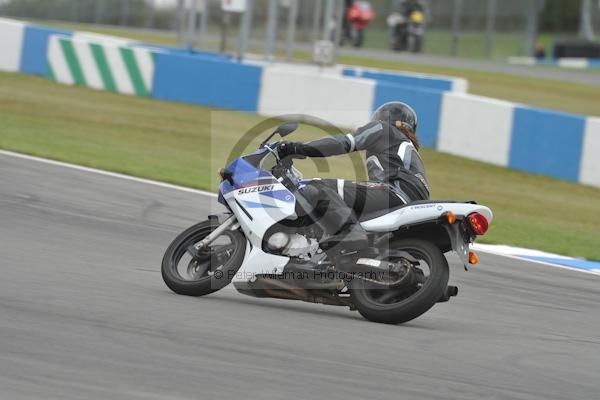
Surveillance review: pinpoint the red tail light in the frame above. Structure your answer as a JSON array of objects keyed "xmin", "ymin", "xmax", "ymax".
[{"xmin": 467, "ymin": 213, "xmax": 489, "ymax": 235}]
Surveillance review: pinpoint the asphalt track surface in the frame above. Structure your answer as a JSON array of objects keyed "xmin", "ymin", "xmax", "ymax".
[{"xmin": 1, "ymin": 152, "xmax": 599, "ymax": 400}]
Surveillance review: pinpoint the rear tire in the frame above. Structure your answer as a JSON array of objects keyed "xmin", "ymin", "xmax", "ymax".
[
  {"xmin": 350, "ymin": 239, "xmax": 449, "ymax": 324},
  {"xmin": 161, "ymin": 220, "xmax": 246, "ymax": 297}
]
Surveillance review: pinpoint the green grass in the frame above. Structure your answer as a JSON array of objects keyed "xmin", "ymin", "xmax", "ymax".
[
  {"xmin": 32, "ymin": 20, "xmax": 600, "ymax": 117},
  {"xmin": 362, "ymin": 30, "xmax": 580, "ymax": 61},
  {"xmin": 362, "ymin": 29, "xmax": 522, "ymax": 60},
  {"xmin": 1, "ymin": 71, "xmax": 599, "ymax": 260}
]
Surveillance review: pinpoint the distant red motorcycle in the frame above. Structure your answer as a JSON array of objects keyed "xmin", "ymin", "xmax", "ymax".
[{"xmin": 342, "ymin": 1, "xmax": 375, "ymax": 48}]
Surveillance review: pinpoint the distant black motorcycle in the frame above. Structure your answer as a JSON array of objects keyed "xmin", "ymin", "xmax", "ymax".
[{"xmin": 388, "ymin": 5, "xmax": 425, "ymax": 52}]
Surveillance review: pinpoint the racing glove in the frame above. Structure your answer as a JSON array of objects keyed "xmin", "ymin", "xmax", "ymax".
[{"xmin": 277, "ymin": 141, "xmax": 301, "ymax": 159}]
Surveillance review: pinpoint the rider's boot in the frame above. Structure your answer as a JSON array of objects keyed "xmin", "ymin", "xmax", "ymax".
[
  {"xmin": 320, "ymin": 222, "xmax": 370, "ymax": 272},
  {"xmin": 320, "ymin": 221, "xmax": 368, "ymax": 250},
  {"xmin": 303, "ymin": 179, "xmax": 374, "ymax": 271}
]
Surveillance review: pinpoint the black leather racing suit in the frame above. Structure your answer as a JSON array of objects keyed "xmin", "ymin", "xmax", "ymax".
[
  {"xmin": 393, "ymin": 0, "xmax": 427, "ymax": 18},
  {"xmin": 292, "ymin": 120, "xmax": 430, "ymax": 237}
]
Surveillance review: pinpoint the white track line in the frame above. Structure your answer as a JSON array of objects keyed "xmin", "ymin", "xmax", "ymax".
[
  {"xmin": 472, "ymin": 245, "xmax": 600, "ymax": 277},
  {"xmin": 1, "ymin": 149, "xmax": 598, "ymax": 277},
  {"xmin": 0, "ymin": 150, "xmax": 217, "ymax": 198}
]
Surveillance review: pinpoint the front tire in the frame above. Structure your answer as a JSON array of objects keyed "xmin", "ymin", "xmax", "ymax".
[
  {"xmin": 353, "ymin": 28, "xmax": 364, "ymax": 48},
  {"xmin": 161, "ymin": 220, "xmax": 246, "ymax": 297},
  {"xmin": 412, "ymin": 35, "xmax": 423, "ymax": 53},
  {"xmin": 350, "ymin": 239, "xmax": 449, "ymax": 324}
]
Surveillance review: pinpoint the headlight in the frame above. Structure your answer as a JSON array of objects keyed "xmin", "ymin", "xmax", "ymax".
[{"xmin": 267, "ymin": 232, "xmax": 290, "ymax": 250}]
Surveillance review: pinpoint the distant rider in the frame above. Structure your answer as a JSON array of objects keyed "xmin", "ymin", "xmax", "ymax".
[
  {"xmin": 278, "ymin": 102, "xmax": 430, "ymax": 265},
  {"xmin": 393, "ymin": 0, "xmax": 427, "ymax": 18}
]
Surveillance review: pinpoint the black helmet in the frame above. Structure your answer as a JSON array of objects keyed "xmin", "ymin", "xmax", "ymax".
[{"xmin": 372, "ymin": 101, "xmax": 418, "ymax": 132}]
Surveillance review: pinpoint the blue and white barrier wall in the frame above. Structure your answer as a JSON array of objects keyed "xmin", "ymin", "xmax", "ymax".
[
  {"xmin": 438, "ymin": 94, "xmax": 515, "ymax": 166},
  {"xmin": 0, "ymin": 17, "xmax": 71, "ymax": 75},
  {"xmin": 372, "ymin": 82, "xmax": 443, "ymax": 149},
  {"xmin": 437, "ymin": 92, "xmax": 600, "ymax": 187},
  {"xmin": 578, "ymin": 117, "xmax": 600, "ymax": 187},
  {"xmin": 257, "ymin": 64, "xmax": 375, "ymax": 128},
  {"xmin": 0, "ymin": 18, "xmax": 24, "ymax": 72},
  {"xmin": 47, "ymin": 35, "xmax": 154, "ymax": 97},
  {"xmin": 342, "ymin": 66, "xmax": 468, "ymax": 93},
  {"xmin": 253, "ymin": 63, "xmax": 449, "ymax": 145},
  {"xmin": 153, "ymin": 52, "xmax": 262, "ymax": 112},
  {"xmin": 0, "ymin": 18, "xmax": 142, "ymax": 77}
]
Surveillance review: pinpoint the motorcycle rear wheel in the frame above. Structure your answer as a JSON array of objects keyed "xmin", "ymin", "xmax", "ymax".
[
  {"xmin": 350, "ymin": 239, "xmax": 449, "ymax": 324},
  {"xmin": 161, "ymin": 220, "xmax": 246, "ymax": 296}
]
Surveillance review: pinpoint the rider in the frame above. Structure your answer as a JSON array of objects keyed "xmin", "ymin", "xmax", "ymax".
[
  {"xmin": 278, "ymin": 101, "xmax": 430, "ymax": 264},
  {"xmin": 393, "ymin": 0, "xmax": 427, "ymax": 18}
]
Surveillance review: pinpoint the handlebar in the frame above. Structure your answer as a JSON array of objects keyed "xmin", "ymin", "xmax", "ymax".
[
  {"xmin": 264, "ymin": 142, "xmax": 306, "ymax": 162},
  {"xmin": 264, "ymin": 144, "xmax": 303, "ymax": 191}
]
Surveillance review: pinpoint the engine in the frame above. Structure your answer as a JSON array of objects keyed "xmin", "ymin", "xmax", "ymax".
[{"xmin": 266, "ymin": 232, "xmax": 320, "ymax": 259}]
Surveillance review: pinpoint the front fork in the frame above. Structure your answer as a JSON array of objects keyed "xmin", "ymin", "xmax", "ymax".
[{"xmin": 194, "ymin": 214, "xmax": 238, "ymax": 251}]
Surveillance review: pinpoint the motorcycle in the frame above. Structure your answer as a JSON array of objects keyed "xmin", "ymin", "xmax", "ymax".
[
  {"xmin": 161, "ymin": 123, "xmax": 493, "ymax": 324},
  {"xmin": 388, "ymin": 9, "xmax": 425, "ymax": 53},
  {"xmin": 341, "ymin": 1, "xmax": 375, "ymax": 48}
]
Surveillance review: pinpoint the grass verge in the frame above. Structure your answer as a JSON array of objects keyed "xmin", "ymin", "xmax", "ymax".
[{"xmin": 1, "ymin": 71, "xmax": 599, "ymax": 260}]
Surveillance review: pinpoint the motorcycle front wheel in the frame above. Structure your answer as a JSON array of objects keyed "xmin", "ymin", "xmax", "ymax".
[
  {"xmin": 161, "ymin": 220, "xmax": 246, "ymax": 296},
  {"xmin": 353, "ymin": 28, "xmax": 364, "ymax": 48},
  {"xmin": 411, "ymin": 35, "xmax": 423, "ymax": 53},
  {"xmin": 350, "ymin": 239, "xmax": 449, "ymax": 324}
]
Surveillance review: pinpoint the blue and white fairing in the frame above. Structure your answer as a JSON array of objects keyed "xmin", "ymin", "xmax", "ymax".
[
  {"xmin": 219, "ymin": 148, "xmax": 297, "ymax": 247},
  {"xmin": 218, "ymin": 148, "xmax": 299, "ymax": 282}
]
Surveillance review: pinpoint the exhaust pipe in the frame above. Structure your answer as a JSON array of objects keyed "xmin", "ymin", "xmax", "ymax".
[
  {"xmin": 438, "ymin": 285, "xmax": 458, "ymax": 303},
  {"xmin": 247, "ymin": 278, "xmax": 352, "ymax": 307}
]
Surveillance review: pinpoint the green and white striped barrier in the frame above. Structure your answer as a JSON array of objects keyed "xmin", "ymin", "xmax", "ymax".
[{"xmin": 47, "ymin": 35, "xmax": 154, "ymax": 97}]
